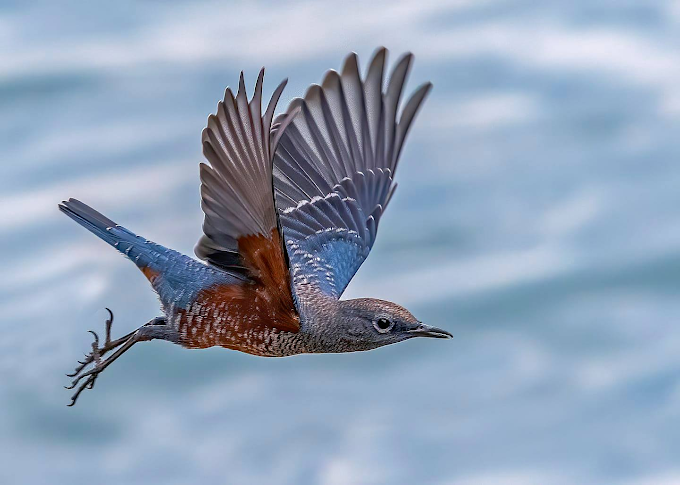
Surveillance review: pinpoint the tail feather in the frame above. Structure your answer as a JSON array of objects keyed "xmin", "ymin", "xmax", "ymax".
[{"xmin": 58, "ymin": 198, "xmax": 167, "ymax": 270}]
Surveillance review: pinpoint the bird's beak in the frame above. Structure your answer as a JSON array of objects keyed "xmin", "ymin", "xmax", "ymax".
[{"xmin": 408, "ymin": 323, "xmax": 453, "ymax": 339}]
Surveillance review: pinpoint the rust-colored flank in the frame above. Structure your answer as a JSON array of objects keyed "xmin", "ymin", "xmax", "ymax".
[{"xmin": 178, "ymin": 229, "xmax": 300, "ymax": 355}]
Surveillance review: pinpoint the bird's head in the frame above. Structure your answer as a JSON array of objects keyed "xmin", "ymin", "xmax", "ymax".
[{"xmin": 333, "ymin": 298, "xmax": 452, "ymax": 352}]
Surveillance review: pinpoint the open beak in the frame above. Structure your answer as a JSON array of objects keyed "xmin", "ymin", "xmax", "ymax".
[{"xmin": 408, "ymin": 323, "xmax": 453, "ymax": 339}]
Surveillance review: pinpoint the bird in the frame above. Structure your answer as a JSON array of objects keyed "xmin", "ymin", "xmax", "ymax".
[{"xmin": 60, "ymin": 47, "xmax": 451, "ymax": 406}]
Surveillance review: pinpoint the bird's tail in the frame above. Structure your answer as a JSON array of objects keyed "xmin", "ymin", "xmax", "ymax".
[{"xmin": 58, "ymin": 198, "xmax": 169, "ymax": 272}]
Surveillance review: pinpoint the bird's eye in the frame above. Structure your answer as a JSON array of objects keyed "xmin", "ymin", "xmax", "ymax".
[{"xmin": 373, "ymin": 318, "xmax": 393, "ymax": 333}]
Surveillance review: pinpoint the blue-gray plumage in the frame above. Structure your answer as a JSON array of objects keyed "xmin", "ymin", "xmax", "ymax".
[{"xmin": 60, "ymin": 48, "xmax": 451, "ymax": 406}]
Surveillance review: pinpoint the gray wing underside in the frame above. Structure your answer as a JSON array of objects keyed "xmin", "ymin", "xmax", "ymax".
[
  {"xmin": 196, "ymin": 69, "xmax": 295, "ymax": 272},
  {"xmin": 273, "ymin": 47, "xmax": 432, "ymax": 298}
]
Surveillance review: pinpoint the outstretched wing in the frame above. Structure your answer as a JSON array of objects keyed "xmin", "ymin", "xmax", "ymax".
[
  {"xmin": 195, "ymin": 70, "xmax": 299, "ymax": 333},
  {"xmin": 273, "ymin": 48, "xmax": 432, "ymax": 298}
]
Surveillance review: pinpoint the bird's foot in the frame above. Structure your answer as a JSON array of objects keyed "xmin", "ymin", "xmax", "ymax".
[
  {"xmin": 66, "ymin": 308, "xmax": 133, "ymax": 378},
  {"xmin": 65, "ymin": 308, "xmax": 136, "ymax": 406}
]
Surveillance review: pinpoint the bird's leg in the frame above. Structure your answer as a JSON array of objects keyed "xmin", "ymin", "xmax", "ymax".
[{"xmin": 66, "ymin": 312, "xmax": 169, "ymax": 406}]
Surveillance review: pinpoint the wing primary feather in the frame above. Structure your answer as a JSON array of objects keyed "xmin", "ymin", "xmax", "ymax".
[
  {"xmin": 274, "ymin": 144, "xmax": 323, "ymax": 202},
  {"xmin": 202, "ymin": 144, "xmax": 265, "ymax": 234},
  {"xmin": 274, "ymin": 151, "xmax": 320, "ymax": 202},
  {"xmin": 205, "ymin": 113, "xmax": 241, "ymax": 178},
  {"xmin": 365, "ymin": 47, "xmax": 386, "ymax": 166},
  {"xmin": 393, "ymin": 81, "xmax": 432, "ymax": 168},
  {"xmin": 249, "ymin": 68, "xmax": 266, "ymax": 172},
  {"xmin": 340, "ymin": 53, "xmax": 366, "ymax": 173},
  {"xmin": 271, "ymin": 105, "xmax": 300, "ymax": 155},
  {"xmin": 317, "ymin": 84, "xmax": 352, "ymax": 179},
  {"xmin": 235, "ymin": 73, "xmax": 262, "ymax": 182},
  {"xmin": 221, "ymin": 89, "xmax": 253, "ymax": 176},
  {"xmin": 216, "ymin": 90, "xmax": 263, "ymax": 202},
  {"xmin": 321, "ymin": 70, "xmax": 355, "ymax": 177},
  {"xmin": 264, "ymin": 78, "xmax": 288, "ymax": 158},
  {"xmin": 384, "ymin": 53, "xmax": 413, "ymax": 171},
  {"xmin": 279, "ymin": 123, "xmax": 334, "ymax": 195},
  {"xmin": 342, "ymin": 51, "xmax": 374, "ymax": 170},
  {"xmin": 300, "ymin": 87, "xmax": 344, "ymax": 182}
]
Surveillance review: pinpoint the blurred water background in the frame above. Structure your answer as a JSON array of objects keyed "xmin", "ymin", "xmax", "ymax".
[{"xmin": 1, "ymin": 1, "xmax": 680, "ymax": 484}]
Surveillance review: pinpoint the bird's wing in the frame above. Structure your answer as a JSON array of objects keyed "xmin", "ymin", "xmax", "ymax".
[
  {"xmin": 195, "ymin": 70, "xmax": 299, "ymax": 332},
  {"xmin": 274, "ymin": 48, "xmax": 431, "ymax": 298}
]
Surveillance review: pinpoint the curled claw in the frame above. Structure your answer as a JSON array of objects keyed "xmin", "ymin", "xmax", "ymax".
[
  {"xmin": 88, "ymin": 330, "xmax": 100, "ymax": 346},
  {"xmin": 104, "ymin": 308, "xmax": 114, "ymax": 343}
]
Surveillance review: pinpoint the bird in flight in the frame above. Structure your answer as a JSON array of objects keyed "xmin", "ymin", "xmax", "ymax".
[{"xmin": 61, "ymin": 48, "xmax": 451, "ymax": 406}]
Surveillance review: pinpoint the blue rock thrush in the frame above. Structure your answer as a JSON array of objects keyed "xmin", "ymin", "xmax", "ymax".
[{"xmin": 61, "ymin": 48, "xmax": 451, "ymax": 406}]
